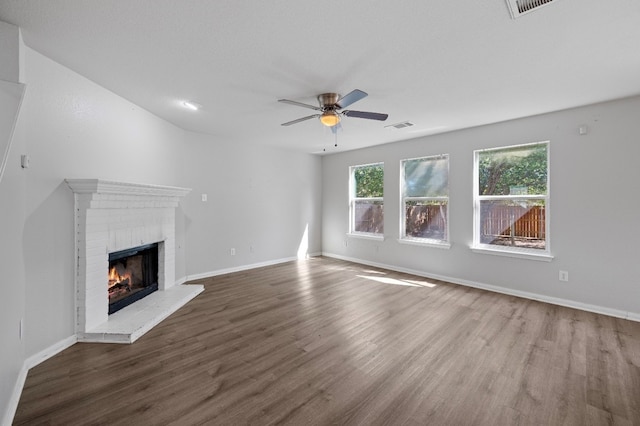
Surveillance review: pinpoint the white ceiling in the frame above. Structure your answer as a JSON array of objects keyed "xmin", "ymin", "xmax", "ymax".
[{"xmin": 1, "ymin": 0, "xmax": 639, "ymax": 154}]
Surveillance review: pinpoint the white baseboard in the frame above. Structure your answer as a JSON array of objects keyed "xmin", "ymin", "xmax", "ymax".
[
  {"xmin": 628, "ymin": 312, "xmax": 640, "ymax": 322},
  {"xmin": 3, "ymin": 364, "xmax": 28, "ymax": 426},
  {"xmin": 185, "ymin": 256, "xmax": 299, "ymax": 282},
  {"xmin": 323, "ymin": 252, "xmax": 640, "ymax": 322},
  {"xmin": 24, "ymin": 335, "xmax": 77, "ymax": 370},
  {"xmin": 3, "ymin": 335, "xmax": 77, "ymax": 426}
]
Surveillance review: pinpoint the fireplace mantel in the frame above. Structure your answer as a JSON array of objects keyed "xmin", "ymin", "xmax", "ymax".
[
  {"xmin": 65, "ymin": 178, "xmax": 192, "ymax": 198},
  {"xmin": 66, "ymin": 179, "xmax": 202, "ymax": 343}
]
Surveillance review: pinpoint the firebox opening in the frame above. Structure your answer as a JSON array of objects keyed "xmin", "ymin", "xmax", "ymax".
[{"xmin": 108, "ymin": 243, "xmax": 159, "ymax": 315}]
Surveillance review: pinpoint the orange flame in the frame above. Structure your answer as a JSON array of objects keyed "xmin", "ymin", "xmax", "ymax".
[{"xmin": 108, "ymin": 266, "xmax": 132, "ymax": 289}]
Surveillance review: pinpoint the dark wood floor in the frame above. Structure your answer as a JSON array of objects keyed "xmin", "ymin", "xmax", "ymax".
[{"xmin": 14, "ymin": 257, "xmax": 640, "ymax": 425}]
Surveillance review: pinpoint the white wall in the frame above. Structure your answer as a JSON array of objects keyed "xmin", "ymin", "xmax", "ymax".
[
  {"xmin": 0, "ymin": 22, "xmax": 27, "ymax": 426},
  {"xmin": 0, "ymin": 21, "xmax": 18, "ymax": 82},
  {"xmin": 0, "ymin": 108, "xmax": 26, "ymax": 426},
  {"xmin": 322, "ymin": 95, "xmax": 640, "ymax": 318},
  {"xmin": 18, "ymin": 46, "xmax": 185, "ymax": 359},
  {"xmin": 1, "ymin": 42, "xmax": 322, "ymax": 421},
  {"xmin": 180, "ymin": 132, "xmax": 322, "ymax": 277}
]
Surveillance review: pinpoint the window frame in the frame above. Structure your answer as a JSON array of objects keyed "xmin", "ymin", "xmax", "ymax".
[
  {"xmin": 472, "ymin": 141, "xmax": 552, "ymax": 261},
  {"xmin": 399, "ymin": 154, "xmax": 450, "ymax": 248},
  {"xmin": 349, "ymin": 162, "xmax": 384, "ymax": 240}
]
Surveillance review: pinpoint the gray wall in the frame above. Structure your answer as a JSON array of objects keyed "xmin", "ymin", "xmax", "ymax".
[
  {"xmin": 322, "ymin": 95, "xmax": 640, "ymax": 318},
  {"xmin": 181, "ymin": 131, "xmax": 322, "ymax": 277},
  {"xmin": 19, "ymin": 45, "xmax": 185, "ymax": 358},
  {"xmin": 0, "ymin": 20, "xmax": 18, "ymax": 82},
  {"xmin": 1, "ymin": 41, "xmax": 322, "ymax": 420},
  {"xmin": 0, "ymin": 21, "xmax": 26, "ymax": 425}
]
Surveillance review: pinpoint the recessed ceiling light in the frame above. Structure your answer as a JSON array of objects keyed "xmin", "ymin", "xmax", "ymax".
[{"xmin": 182, "ymin": 101, "xmax": 201, "ymax": 111}]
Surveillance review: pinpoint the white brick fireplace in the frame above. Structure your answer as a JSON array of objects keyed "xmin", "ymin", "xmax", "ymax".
[{"xmin": 66, "ymin": 179, "xmax": 203, "ymax": 343}]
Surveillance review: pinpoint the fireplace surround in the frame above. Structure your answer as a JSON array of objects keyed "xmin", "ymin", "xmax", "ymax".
[{"xmin": 66, "ymin": 179, "xmax": 203, "ymax": 343}]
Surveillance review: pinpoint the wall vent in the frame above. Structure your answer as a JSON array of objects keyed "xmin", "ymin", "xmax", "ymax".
[
  {"xmin": 506, "ymin": 0, "xmax": 559, "ymax": 18},
  {"xmin": 385, "ymin": 121, "xmax": 414, "ymax": 130}
]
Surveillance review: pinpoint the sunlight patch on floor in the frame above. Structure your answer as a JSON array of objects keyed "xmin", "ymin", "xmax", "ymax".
[
  {"xmin": 360, "ymin": 269, "xmax": 386, "ymax": 275},
  {"xmin": 356, "ymin": 275, "xmax": 437, "ymax": 288}
]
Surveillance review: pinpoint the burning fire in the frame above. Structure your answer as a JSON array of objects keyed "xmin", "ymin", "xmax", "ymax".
[{"xmin": 108, "ymin": 265, "xmax": 132, "ymax": 300}]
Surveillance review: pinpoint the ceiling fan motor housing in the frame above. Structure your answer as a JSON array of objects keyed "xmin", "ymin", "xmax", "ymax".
[{"xmin": 318, "ymin": 93, "xmax": 340, "ymax": 109}]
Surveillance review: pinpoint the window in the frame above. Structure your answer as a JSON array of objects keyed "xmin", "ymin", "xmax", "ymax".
[
  {"xmin": 400, "ymin": 154, "xmax": 449, "ymax": 246},
  {"xmin": 473, "ymin": 142, "xmax": 550, "ymax": 259},
  {"xmin": 349, "ymin": 163, "xmax": 384, "ymax": 237}
]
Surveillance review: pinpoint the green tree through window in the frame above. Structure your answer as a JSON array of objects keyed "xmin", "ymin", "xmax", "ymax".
[
  {"xmin": 479, "ymin": 144, "xmax": 547, "ymax": 196},
  {"xmin": 350, "ymin": 163, "xmax": 384, "ymax": 235},
  {"xmin": 354, "ymin": 164, "xmax": 384, "ymax": 198}
]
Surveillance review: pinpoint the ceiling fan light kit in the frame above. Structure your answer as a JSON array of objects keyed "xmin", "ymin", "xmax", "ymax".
[
  {"xmin": 279, "ymin": 89, "xmax": 388, "ymax": 128},
  {"xmin": 320, "ymin": 111, "xmax": 341, "ymax": 127}
]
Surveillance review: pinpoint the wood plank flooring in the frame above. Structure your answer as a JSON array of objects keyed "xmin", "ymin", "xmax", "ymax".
[{"xmin": 13, "ymin": 257, "xmax": 640, "ymax": 425}]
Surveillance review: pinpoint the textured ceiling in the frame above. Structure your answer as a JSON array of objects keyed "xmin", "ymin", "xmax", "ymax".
[{"xmin": 1, "ymin": 0, "xmax": 639, "ymax": 154}]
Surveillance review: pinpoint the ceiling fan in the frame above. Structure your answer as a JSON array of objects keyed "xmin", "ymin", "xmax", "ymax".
[{"xmin": 278, "ymin": 89, "xmax": 388, "ymax": 128}]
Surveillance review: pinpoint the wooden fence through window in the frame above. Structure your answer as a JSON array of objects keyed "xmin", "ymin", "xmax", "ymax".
[
  {"xmin": 405, "ymin": 204, "xmax": 447, "ymax": 237},
  {"xmin": 481, "ymin": 205, "xmax": 545, "ymax": 240},
  {"xmin": 359, "ymin": 204, "xmax": 545, "ymax": 240}
]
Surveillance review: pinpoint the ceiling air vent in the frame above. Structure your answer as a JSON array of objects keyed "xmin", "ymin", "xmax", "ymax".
[
  {"xmin": 506, "ymin": 0, "xmax": 559, "ymax": 19},
  {"xmin": 385, "ymin": 121, "xmax": 414, "ymax": 130}
]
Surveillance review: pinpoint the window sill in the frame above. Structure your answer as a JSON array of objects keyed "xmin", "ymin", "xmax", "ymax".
[
  {"xmin": 347, "ymin": 233, "xmax": 385, "ymax": 242},
  {"xmin": 470, "ymin": 245, "xmax": 554, "ymax": 262},
  {"xmin": 398, "ymin": 238, "xmax": 451, "ymax": 250}
]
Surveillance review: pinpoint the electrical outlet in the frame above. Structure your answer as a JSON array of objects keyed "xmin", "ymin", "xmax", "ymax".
[
  {"xmin": 201, "ymin": 194, "xmax": 208, "ymax": 202},
  {"xmin": 559, "ymin": 270, "xmax": 569, "ymax": 282},
  {"xmin": 230, "ymin": 248, "xmax": 236, "ymax": 256}
]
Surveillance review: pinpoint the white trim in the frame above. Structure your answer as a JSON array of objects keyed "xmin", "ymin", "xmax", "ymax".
[
  {"xmin": 185, "ymin": 256, "xmax": 299, "ymax": 281},
  {"xmin": 628, "ymin": 312, "xmax": 640, "ymax": 322},
  {"xmin": 3, "ymin": 364, "xmax": 28, "ymax": 426},
  {"xmin": 473, "ymin": 141, "xmax": 550, "ymax": 257},
  {"xmin": 398, "ymin": 238, "xmax": 451, "ymax": 249},
  {"xmin": 65, "ymin": 178, "xmax": 192, "ymax": 198},
  {"xmin": 4, "ymin": 335, "xmax": 77, "ymax": 426},
  {"xmin": 349, "ymin": 162, "xmax": 384, "ymax": 235},
  {"xmin": 347, "ymin": 232, "xmax": 384, "ymax": 242},
  {"xmin": 24, "ymin": 335, "xmax": 78, "ymax": 370},
  {"xmin": 399, "ymin": 154, "xmax": 450, "ymax": 245},
  {"xmin": 322, "ymin": 252, "xmax": 639, "ymax": 322},
  {"xmin": 470, "ymin": 245, "xmax": 553, "ymax": 262}
]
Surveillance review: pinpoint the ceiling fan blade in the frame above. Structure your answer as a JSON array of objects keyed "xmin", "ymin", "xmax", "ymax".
[
  {"xmin": 336, "ymin": 89, "xmax": 368, "ymax": 109},
  {"xmin": 343, "ymin": 110, "xmax": 388, "ymax": 121},
  {"xmin": 278, "ymin": 98, "xmax": 321, "ymax": 111},
  {"xmin": 281, "ymin": 114, "xmax": 319, "ymax": 126}
]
